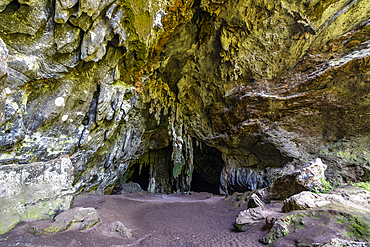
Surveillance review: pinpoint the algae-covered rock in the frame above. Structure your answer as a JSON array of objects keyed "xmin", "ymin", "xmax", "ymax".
[
  {"xmin": 260, "ymin": 209, "xmax": 370, "ymax": 245},
  {"xmin": 39, "ymin": 207, "xmax": 100, "ymax": 234},
  {"xmin": 0, "ymin": 156, "xmax": 74, "ymax": 234},
  {"xmin": 323, "ymin": 238, "xmax": 370, "ymax": 247}
]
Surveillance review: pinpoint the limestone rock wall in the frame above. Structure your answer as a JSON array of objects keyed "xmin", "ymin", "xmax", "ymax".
[
  {"xmin": 0, "ymin": 0, "xmax": 190, "ymax": 194},
  {"xmin": 0, "ymin": 156, "xmax": 74, "ymax": 234},
  {"xmin": 0, "ymin": 0, "xmax": 369, "ymax": 196},
  {"xmin": 147, "ymin": 0, "xmax": 370, "ymax": 192}
]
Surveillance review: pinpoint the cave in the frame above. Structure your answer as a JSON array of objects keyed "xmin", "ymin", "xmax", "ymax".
[
  {"xmin": 3, "ymin": 0, "xmax": 21, "ymax": 15},
  {"xmin": 127, "ymin": 163, "xmax": 151, "ymax": 191},
  {"xmin": 190, "ymin": 142, "xmax": 224, "ymax": 194}
]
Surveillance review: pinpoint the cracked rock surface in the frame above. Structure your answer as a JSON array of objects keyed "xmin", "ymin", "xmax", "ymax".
[{"xmin": 0, "ymin": 0, "xmax": 370, "ymax": 235}]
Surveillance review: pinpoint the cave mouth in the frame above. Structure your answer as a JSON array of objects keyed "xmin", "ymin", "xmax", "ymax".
[
  {"xmin": 127, "ymin": 163, "xmax": 150, "ymax": 191},
  {"xmin": 190, "ymin": 142, "xmax": 224, "ymax": 194},
  {"xmin": 3, "ymin": 0, "xmax": 21, "ymax": 15}
]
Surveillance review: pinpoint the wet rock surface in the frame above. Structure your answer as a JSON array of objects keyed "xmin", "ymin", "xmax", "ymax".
[{"xmin": 0, "ymin": 37, "xmax": 7, "ymax": 129}]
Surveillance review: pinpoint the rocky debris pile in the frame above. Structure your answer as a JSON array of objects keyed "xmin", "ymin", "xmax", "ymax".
[
  {"xmin": 26, "ymin": 206, "xmax": 133, "ymax": 240},
  {"xmin": 0, "ymin": 156, "xmax": 74, "ymax": 234},
  {"xmin": 236, "ymin": 185, "xmax": 370, "ymax": 246}
]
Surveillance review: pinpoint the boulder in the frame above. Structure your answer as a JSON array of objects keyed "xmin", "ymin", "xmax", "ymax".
[
  {"xmin": 282, "ymin": 191, "xmax": 339, "ymax": 212},
  {"xmin": 0, "ymin": 156, "xmax": 74, "ymax": 234},
  {"xmin": 296, "ymin": 158, "xmax": 327, "ymax": 191},
  {"xmin": 235, "ymin": 206, "xmax": 272, "ymax": 232},
  {"xmin": 37, "ymin": 207, "xmax": 101, "ymax": 234},
  {"xmin": 258, "ymin": 158, "xmax": 328, "ymax": 201},
  {"xmin": 282, "ymin": 186, "xmax": 370, "ymax": 213}
]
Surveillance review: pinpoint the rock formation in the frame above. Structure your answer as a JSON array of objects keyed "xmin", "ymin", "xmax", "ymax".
[
  {"xmin": 0, "ymin": 0, "xmax": 370, "ymax": 237},
  {"xmin": 236, "ymin": 186, "xmax": 370, "ymax": 245},
  {"xmin": 0, "ymin": 156, "xmax": 74, "ymax": 234}
]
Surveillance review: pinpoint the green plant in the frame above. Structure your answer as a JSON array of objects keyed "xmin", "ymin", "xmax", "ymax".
[
  {"xmin": 351, "ymin": 182, "xmax": 370, "ymax": 192},
  {"xmin": 321, "ymin": 178, "xmax": 334, "ymax": 193},
  {"xmin": 314, "ymin": 178, "xmax": 334, "ymax": 194}
]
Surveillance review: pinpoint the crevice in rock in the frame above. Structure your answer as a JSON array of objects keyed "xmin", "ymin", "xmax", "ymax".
[
  {"xmin": 190, "ymin": 142, "xmax": 224, "ymax": 194},
  {"xmin": 126, "ymin": 163, "xmax": 150, "ymax": 191},
  {"xmin": 2, "ymin": 0, "xmax": 20, "ymax": 15}
]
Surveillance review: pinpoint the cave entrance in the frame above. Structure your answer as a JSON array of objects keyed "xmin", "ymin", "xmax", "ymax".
[
  {"xmin": 127, "ymin": 163, "xmax": 150, "ymax": 191},
  {"xmin": 111, "ymin": 162, "xmax": 150, "ymax": 194},
  {"xmin": 190, "ymin": 142, "xmax": 224, "ymax": 194}
]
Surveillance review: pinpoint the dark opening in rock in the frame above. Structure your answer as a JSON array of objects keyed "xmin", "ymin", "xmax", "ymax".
[
  {"xmin": 2, "ymin": 0, "xmax": 21, "ymax": 15},
  {"xmin": 127, "ymin": 163, "xmax": 150, "ymax": 191},
  {"xmin": 190, "ymin": 142, "xmax": 224, "ymax": 194}
]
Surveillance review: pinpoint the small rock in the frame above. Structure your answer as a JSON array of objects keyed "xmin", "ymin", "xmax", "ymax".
[
  {"xmin": 110, "ymin": 221, "xmax": 132, "ymax": 238},
  {"xmin": 235, "ymin": 206, "xmax": 270, "ymax": 232},
  {"xmin": 120, "ymin": 183, "xmax": 144, "ymax": 194},
  {"xmin": 247, "ymin": 193, "xmax": 265, "ymax": 209},
  {"xmin": 259, "ymin": 217, "xmax": 290, "ymax": 245}
]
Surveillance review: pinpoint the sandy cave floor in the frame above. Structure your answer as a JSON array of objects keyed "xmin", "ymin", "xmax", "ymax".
[{"xmin": 0, "ymin": 192, "xmax": 284, "ymax": 247}]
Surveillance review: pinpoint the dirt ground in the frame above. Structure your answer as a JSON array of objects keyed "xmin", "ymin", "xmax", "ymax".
[{"xmin": 0, "ymin": 192, "xmax": 281, "ymax": 247}]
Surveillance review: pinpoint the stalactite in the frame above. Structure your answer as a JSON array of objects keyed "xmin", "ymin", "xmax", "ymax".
[{"xmin": 169, "ymin": 105, "xmax": 194, "ymax": 192}]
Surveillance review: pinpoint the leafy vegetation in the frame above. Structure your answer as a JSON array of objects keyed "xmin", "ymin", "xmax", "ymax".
[
  {"xmin": 351, "ymin": 182, "xmax": 370, "ymax": 192},
  {"xmin": 315, "ymin": 178, "xmax": 334, "ymax": 194}
]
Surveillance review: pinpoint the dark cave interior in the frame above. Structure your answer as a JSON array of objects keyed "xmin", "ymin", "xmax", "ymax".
[
  {"xmin": 190, "ymin": 143, "xmax": 224, "ymax": 194},
  {"xmin": 128, "ymin": 163, "xmax": 151, "ymax": 191}
]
